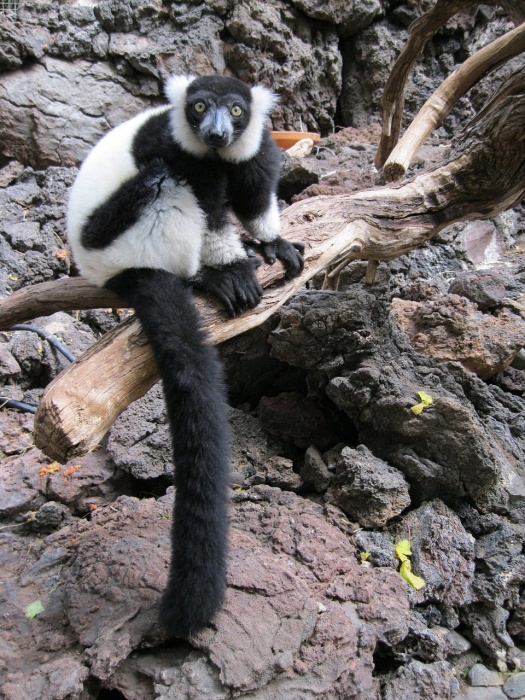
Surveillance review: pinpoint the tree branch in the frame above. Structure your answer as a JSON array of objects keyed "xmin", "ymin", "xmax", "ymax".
[
  {"xmin": 383, "ymin": 23, "xmax": 525, "ymax": 182},
  {"xmin": 11, "ymin": 84, "xmax": 522, "ymax": 462},
  {"xmin": 374, "ymin": 0, "xmax": 525, "ymax": 170}
]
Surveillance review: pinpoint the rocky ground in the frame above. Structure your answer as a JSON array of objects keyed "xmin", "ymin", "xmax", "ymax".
[{"xmin": 1, "ymin": 1, "xmax": 525, "ymax": 699}]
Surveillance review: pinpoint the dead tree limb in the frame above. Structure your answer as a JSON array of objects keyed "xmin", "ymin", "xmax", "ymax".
[
  {"xmin": 0, "ymin": 278, "xmax": 122, "ymax": 330},
  {"xmin": 383, "ymin": 23, "xmax": 525, "ymax": 181},
  {"xmin": 374, "ymin": 0, "xmax": 525, "ymax": 170},
  {"xmin": 13, "ymin": 85, "xmax": 523, "ymax": 463}
]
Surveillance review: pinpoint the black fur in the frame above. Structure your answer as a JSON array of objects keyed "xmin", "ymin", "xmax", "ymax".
[
  {"xmin": 81, "ymin": 159, "xmax": 172, "ymax": 250},
  {"xmin": 105, "ymin": 269, "xmax": 231, "ymax": 637},
  {"xmin": 192, "ymin": 257, "xmax": 263, "ymax": 317},
  {"xmin": 72, "ymin": 76, "xmax": 306, "ymax": 638}
]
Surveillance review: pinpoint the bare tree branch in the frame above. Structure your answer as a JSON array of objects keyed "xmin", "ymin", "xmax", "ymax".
[
  {"xmin": 383, "ymin": 23, "xmax": 525, "ymax": 182},
  {"xmin": 374, "ymin": 0, "xmax": 525, "ymax": 170},
  {"xmin": 12, "ymin": 85, "xmax": 522, "ymax": 462}
]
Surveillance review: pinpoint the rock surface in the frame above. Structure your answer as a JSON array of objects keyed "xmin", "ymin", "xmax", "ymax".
[{"xmin": 1, "ymin": 1, "xmax": 525, "ymax": 697}]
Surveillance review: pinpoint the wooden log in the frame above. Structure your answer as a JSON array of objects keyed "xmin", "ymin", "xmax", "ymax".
[
  {"xmin": 0, "ymin": 278, "xmax": 121, "ymax": 331},
  {"xmin": 383, "ymin": 22, "xmax": 525, "ymax": 182}
]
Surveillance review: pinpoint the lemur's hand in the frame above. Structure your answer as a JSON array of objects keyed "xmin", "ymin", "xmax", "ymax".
[
  {"xmin": 191, "ymin": 258, "xmax": 263, "ymax": 318},
  {"xmin": 260, "ymin": 237, "xmax": 305, "ymax": 279}
]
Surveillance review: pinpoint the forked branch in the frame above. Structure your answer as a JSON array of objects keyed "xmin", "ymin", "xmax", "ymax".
[{"xmin": 2, "ymin": 83, "xmax": 519, "ymax": 462}]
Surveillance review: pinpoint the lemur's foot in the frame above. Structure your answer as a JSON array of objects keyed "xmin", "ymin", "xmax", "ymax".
[
  {"xmin": 191, "ymin": 258, "xmax": 263, "ymax": 318},
  {"xmin": 260, "ymin": 237, "xmax": 305, "ymax": 278}
]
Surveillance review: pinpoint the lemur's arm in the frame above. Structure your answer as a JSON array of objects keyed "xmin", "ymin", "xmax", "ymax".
[
  {"xmin": 192, "ymin": 224, "xmax": 263, "ymax": 317},
  {"xmin": 228, "ymin": 131, "xmax": 304, "ymax": 278}
]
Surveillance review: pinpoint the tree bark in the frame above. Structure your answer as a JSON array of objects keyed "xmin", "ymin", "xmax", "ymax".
[
  {"xmin": 374, "ymin": 0, "xmax": 525, "ymax": 170},
  {"xmin": 15, "ymin": 83, "xmax": 524, "ymax": 463},
  {"xmin": 382, "ymin": 25, "xmax": 525, "ymax": 182}
]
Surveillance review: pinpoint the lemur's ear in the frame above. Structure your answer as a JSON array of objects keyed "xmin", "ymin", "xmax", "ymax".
[
  {"xmin": 165, "ymin": 75, "xmax": 194, "ymax": 106},
  {"xmin": 250, "ymin": 85, "xmax": 278, "ymax": 118}
]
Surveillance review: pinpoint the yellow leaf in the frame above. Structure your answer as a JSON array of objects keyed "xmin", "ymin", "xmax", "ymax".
[
  {"xmin": 399, "ymin": 560, "xmax": 425, "ymax": 590},
  {"xmin": 395, "ymin": 539, "xmax": 412, "ymax": 562},
  {"xmin": 418, "ymin": 391, "xmax": 433, "ymax": 406},
  {"xmin": 360, "ymin": 551, "xmax": 371, "ymax": 562},
  {"xmin": 25, "ymin": 600, "xmax": 44, "ymax": 618},
  {"xmin": 410, "ymin": 402, "xmax": 425, "ymax": 415}
]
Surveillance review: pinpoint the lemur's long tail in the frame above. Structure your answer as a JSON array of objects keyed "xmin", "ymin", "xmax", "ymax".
[{"xmin": 105, "ymin": 268, "xmax": 230, "ymax": 637}]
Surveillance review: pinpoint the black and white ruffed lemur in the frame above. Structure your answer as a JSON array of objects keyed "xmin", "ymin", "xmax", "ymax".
[{"xmin": 67, "ymin": 74, "xmax": 304, "ymax": 637}]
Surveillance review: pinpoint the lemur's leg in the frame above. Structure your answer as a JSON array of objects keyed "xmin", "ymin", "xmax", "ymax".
[{"xmin": 192, "ymin": 224, "xmax": 263, "ymax": 318}]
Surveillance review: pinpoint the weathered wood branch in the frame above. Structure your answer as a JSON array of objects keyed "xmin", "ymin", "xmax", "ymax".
[
  {"xmin": 10, "ymin": 86, "xmax": 522, "ymax": 463},
  {"xmin": 383, "ymin": 22, "xmax": 525, "ymax": 182},
  {"xmin": 374, "ymin": 0, "xmax": 525, "ymax": 170},
  {"xmin": 0, "ymin": 278, "xmax": 122, "ymax": 331}
]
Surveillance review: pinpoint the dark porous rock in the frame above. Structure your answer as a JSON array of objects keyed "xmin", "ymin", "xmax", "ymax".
[
  {"xmin": 0, "ymin": 434, "xmax": 49, "ymax": 523},
  {"xmin": 352, "ymin": 530, "xmax": 397, "ymax": 569},
  {"xmin": 383, "ymin": 660, "xmax": 455, "ymax": 700},
  {"xmin": 254, "ymin": 455, "xmax": 302, "ymax": 491},
  {"xmin": 393, "ymin": 611, "xmax": 470, "ymax": 663},
  {"xmin": 0, "ymin": 406, "xmax": 34, "ymax": 458},
  {"xmin": 225, "ymin": 0, "xmax": 341, "ymax": 134},
  {"xmin": 9, "ymin": 312, "xmax": 96, "ymax": 384},
  {"xmin": 327, "ymin": 445, "xmax": 410, "ymax": 528},
  {"xmin": 326, "ymin": 565, "xmax": 410, "ymax": 649},
  {"xmin": 448, "ymin": 269, "xmax": 508, "ymax": 310},
  {"xmin": 30, "ymin": 500, "xmax": 74, "ymax": 533},
  {"xmin": 269, "ymin": 289, "xmax": 381, "ymax": 372},
  {"xmin": 45, "ymin": 448, "xmax": 132, "ymax": 513},
  {"xmin": 229, "ymin": 407, "xmax": 285, "ymax": 486},
  {"xmin": 393, "ymin": 500, "xmax": 475, "ymax": 608},
  {"xmin": 508, "ymin": 592, "xmax": 525, "ymax": 642},
  {"xmin": 0, "ymin": 528, "xmax": 87, "ymax": 700},
  {"xmin": 62, "ymin": 496, "xmax": 170, "ymax": 682},
  {"xmin": 472, "ymin": 518, "xmax": 525, "ymax": 608},
  {"xmin": 270, "ymin": 286, "xmax": 525, "ymax": 515},
  {"xmin": 108, "ymin": 383, "xmax": 172, "ymax": 480},
  {"xmin": 492, "ymin": 366, "xmax": 525, "ymax": 394},
  {"xmin": 279, "ymin": 153, "xmax": 320, "ymax": 202},
  {"xmin": 300, "ymin": 444, "xmax": 332, "ymax": 493},
  {"xmin": 391, "ymin": 295, "xmax": 525, "ymax": 379},
  {"xmin": 290, "ymin": 0, "xmax": 383, "ymax": 35},
  {"xmin": 0, "ymin": 166, "xmax": 75, "ymax": 294},
  {"xmin": 0, "ymin": 486, "xmax": 417, "ymax": 698},
  {"xmin": 258, "ymin": 392, "xmax": 339, "ymax": 450},
  {"xmin": 460, "ymin": 604, "xmax": 515, "ymax": 667}
]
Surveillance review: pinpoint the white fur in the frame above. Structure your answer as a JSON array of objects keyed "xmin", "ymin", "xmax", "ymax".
[
  {"xmin": 67, "ymin": 103, "xmax": 205, "ymax": 286},
  {"xmin": 167, "ymin": 76, "xmax": 277, "ymax": 162},
  {"xmin": 67, "ymin": 105, "xmax": 170, "ymax": 257},
  {"xmin": 242, "ymin": 193, "xmax": 281, "ymax": 241},
  {"xmin": 219, "ymin": 85, "xmax": 277, "ymax": 163},
  {"xmin": 166, "ymin": 75, "xmax": 211, "ymax": 158},
  {"xmin": 70, "ymin": 178, "xmax": 204, "ymax": 286},
  {"xmin": 201, "ymin": 223, "xmax": 247, "ymax": 267}
]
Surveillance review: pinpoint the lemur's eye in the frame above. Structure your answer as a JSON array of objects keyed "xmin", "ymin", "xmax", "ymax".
[
  {"xmin": 231, "ymin": 105, "xmax": 243, "ymax": 117},
  {"xmin": 194, "ymin": 102, "xmax": 206, "ymax": 114}
]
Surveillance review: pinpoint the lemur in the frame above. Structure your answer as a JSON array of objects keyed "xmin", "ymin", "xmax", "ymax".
[{"xmin": 67, "ymin": 74, "xmax": 304, "ymax": 637}]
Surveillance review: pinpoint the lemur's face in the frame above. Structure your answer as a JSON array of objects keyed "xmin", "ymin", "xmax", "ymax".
[{"xmin": 185, "ymin": 76, "xmax": 252, "ymax": 149}]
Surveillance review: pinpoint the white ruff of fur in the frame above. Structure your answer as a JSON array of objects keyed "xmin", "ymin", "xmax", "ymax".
[
  {"xmin": 71, "ymin": 180, "xmax": 204, "ymax": 287},
  {"xmin": 219, "ymin": 85, "xmax": 277, "ymax": 163},
  {"xmin": 167, "ymin": 76, "xmax": 277, "ymax": 163},
  {"xmin": 242, "ymin": 193, "xmax": 281, "ymax": 241},
  {"xmin": 166, "ymin": 75, "xmax": 211, "ymax": 158}
]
